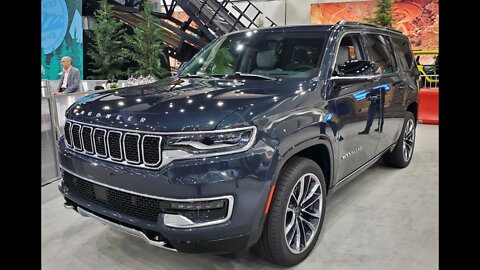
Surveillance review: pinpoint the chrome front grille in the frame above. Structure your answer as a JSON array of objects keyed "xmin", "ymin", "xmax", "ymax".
[{"xmin": 64, "ymin": 121, "xmax": 162, "ymax": 169}]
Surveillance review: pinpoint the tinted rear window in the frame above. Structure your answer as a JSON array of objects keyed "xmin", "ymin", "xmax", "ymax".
[{"xmin": 391, "ymin": 37, "xmax": 415, "ymax": 70}]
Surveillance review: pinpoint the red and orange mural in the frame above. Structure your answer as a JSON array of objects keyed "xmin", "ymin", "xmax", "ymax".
[{"xmin": 311, "ymin": 0, "xmax": 439, "ymax": 50}]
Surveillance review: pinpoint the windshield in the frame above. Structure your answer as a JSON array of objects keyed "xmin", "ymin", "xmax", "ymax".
[{"xmin": 178, "ymin": 30, "xmax": 328, "ymax": 80}]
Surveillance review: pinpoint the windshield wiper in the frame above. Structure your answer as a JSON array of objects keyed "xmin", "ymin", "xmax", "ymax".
[
  {"xmin": 179, "ymin": 72, "xmax": 277, "ymax": 81},
  {"xmin": 178, "ymin": 74, "xmax": 214, "ymax": 79},
  {"xmin": 224, "ymin": 72, "xmax": 277, "ymax": 81}
]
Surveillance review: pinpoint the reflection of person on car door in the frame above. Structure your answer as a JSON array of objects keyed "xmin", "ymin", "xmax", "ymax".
[{"xmin": 358, "ymin": 87, "xmax": 385, "ymax": 135}]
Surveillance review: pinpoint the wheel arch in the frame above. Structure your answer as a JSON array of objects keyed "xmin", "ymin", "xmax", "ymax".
[
  {"xmin": 406, "ymin": 101, "xmax": 418, "ymax": 122},
  {"xmin": 271, "ymin": 136, "xmax": 335, "ymax": 192}
]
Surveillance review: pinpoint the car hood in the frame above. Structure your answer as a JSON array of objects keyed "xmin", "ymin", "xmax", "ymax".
[{"xmin": 66, "ymin": 77, "xmax": 316, "ymax": 132}]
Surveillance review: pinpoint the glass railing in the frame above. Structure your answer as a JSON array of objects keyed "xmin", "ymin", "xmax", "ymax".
[
  {"xmin": 41, "ymin": 97, "xmax": 59, "ymax": 184},
  {"xmin": 41, "ymin": 77, "xmax": 158, "ymax": 185},
  {"xmin": 40, "ymin": 80, "xmax": 127, "ymax": 185}
]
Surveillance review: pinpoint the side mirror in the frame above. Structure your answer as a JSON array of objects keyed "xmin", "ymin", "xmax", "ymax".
[{"xmin": 337, "ymin": 60, "xmax": 377, "ymax": 76}]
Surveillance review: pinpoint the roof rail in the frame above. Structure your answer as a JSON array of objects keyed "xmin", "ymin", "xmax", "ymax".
[{"xmin": 336, "ymin": 20, "xmax": 402, "ymax": 34}]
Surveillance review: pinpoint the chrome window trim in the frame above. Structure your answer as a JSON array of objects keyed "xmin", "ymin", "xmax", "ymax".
[
  {"xmin": 328, "ymin": 30, "xmax": 364, "ymax": 78},
  {"xmin": 60, "ymin": 165, "xmax": 234, "ymax": 228},
  {"xmin": 64, "ymin": 121, "xmax": 73, "ymax": 148},
  {"xmin": 107, "ymin": 130, "xmax": 123, "ymax": 161},
  {"xmin": 330, "ymin": 74, "xmax": 382, "ymax": 81},
  {"xmin": 123, "ymin": 133, "xmax": 141, "ymax": 165},
  {"xmin": 63, "ymin": 119, "xmax": 257, "ymax": 170},
  {"xmin": 93, "ymin": 128, "xmax": 108, "ymax": 158},
  {"xmin": 71, "ymin": 123, "xmax": 83, "ymax": 151},
  {"xmin": 81, "ymin": 126, "xmax": 94, "ymax": 154},
  {"xmin": 141, "ymin": 135, "xmax": 162, "ymax": 167}
]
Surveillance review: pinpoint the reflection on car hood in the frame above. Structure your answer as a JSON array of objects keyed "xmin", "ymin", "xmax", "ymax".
[{"xmin": 66, "ymin": 77, "xmax": 315, "ymax": 132}]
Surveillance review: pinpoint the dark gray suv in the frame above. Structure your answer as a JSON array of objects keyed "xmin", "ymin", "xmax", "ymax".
[{"xmin": 58, "ymin": 21, "xmax": 419, "ymax": 266}]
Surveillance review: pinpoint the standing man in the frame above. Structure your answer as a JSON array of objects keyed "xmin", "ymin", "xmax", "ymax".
[{"xmin": 54, "ymin": 56, "xmax": 80, "ymax": 95}]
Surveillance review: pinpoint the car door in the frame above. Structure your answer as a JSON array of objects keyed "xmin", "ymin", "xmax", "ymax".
[
  {"xmin": 327, "ymin": 33, "xmax": 382, "ymax": 182},
  {"xmin": 362, "ymin": 33, "xmax": 406, "ymax": 154}
]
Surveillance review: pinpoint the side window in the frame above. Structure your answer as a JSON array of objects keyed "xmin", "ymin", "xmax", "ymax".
[
  {"xmin": 334, "ymin": 34, "xmax": 366, "ymax": 74},
  {"xmin": 392, "ymin": 37, "xmax": 415, "ymax": 71},
  {"xmin": 364, "ymin": 34, "xmax": 396, "ymax": 74}
]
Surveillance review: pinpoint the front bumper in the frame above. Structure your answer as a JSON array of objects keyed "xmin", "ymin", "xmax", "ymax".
[
  {"xmin": 62, "ymin": 200, "xmax": 263, "ymax": 253},
  {"xmin": 58, "ymin": 137, "xmax": 275, "ymax": 253}
]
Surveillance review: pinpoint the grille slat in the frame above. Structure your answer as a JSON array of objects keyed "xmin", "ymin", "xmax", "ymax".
[
  {"xmin": 143, "ymin": 136, "xmax": 161, "ymax": 166},
  {"xmin": 124, "ymin": 133, "xmax": 141, "ymax": 164},
  {"xmin": 64, "ymin": 122, "xmax": 72, "ymax": 146},
  {"xmin": 82, "ymin": 127, "xmax": 94, "ymax": 154},
  {"xmin": 72, "ymin": 124, "xmax": 82, "ymax": 150},
  {"xmin": 64, "ymin": 121, "xmax": 162, "ymax": 168},
  {"xmin": 93, "ymin": 129, "xmax": 107, "ymax": 157},
  {"xmin": 108, "ymin": 131, "xmax": 123, "ymax": 160}
]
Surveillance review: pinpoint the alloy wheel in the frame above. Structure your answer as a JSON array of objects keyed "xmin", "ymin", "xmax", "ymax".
[
  {"xmin": 284, "ymin": 173, "xmax": 323, "ymax": 254},
  {"xmin": 402, "ymin": 119, "xmax": 415, "ymax": 162}
]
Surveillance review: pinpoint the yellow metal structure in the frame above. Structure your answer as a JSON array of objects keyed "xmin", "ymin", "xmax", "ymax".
[{"xmin": 413, "ymin": 50, "xmax": 439, "ymax": 84}]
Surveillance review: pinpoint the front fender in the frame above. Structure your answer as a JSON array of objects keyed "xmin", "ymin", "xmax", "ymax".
[
  {"xmin": 270, "ymin": 132, "xmax": 335, "ymax": 189},
  {"xmin": 256, "ymin": 128, "xmax": 336, "ymax": 228}
]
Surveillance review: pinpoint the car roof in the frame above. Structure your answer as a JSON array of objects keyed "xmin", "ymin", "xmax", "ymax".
[
  {"xmin": 227, "ymin": 24, "xmax": 335, "ymax": 35},
  {"xmin": 227, "ymin": 22, "xmax": 407, "ymax": 39}
]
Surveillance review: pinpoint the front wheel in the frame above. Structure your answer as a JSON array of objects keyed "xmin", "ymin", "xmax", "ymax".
[
  {"xmin": 251, "ymin": 156, "xmax": 326, "ymax": 266},
  {"xmin": 383, "ymin": 111, "xmax": 416, "ymax": 168}
]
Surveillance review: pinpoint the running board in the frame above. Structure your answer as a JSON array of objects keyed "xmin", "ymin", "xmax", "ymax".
[{"xmin": 328, "ymin": 144, "xmax": 396, "ymax": 196}]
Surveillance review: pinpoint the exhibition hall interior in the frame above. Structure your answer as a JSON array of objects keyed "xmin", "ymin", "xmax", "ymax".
[{"xmin": 42, "ymin": 0, "xmax": 438, "ymax": 269}]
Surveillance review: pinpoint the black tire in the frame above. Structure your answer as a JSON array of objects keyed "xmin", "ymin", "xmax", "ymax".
[
  {"xmin": 383, "ymin": 111, "xmax": 416, "ymax": 168},
  {"xmin": 251, "ymin": 156, "xmax": 327, "ymax": 266}
]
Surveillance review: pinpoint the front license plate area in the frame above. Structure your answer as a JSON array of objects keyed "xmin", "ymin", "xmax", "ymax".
[{"xmin": 93, "ymin": 185, "xmax": 108, "ymax": 202}]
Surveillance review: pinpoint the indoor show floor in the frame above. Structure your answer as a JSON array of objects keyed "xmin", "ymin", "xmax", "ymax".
[{"xmin": 42, "ymin": 124, "xmax": 438, "ymax": 270}]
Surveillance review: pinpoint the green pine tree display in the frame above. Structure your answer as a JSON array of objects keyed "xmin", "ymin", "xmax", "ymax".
[
  {"xmin": 365, "ymin": 0, "xmax": 394, "ymax": 27},
  {"xmin": 69, "ymin": 27, "xmax": 84, "ymax": 79},
  {"xmin": 87, "ymin": 0, "xmax": 127, "ymax": 80},
  {"xmin": 255, "ymin": 16, "xmax": 265, "ymax": 28},
  {"xmin": 49, "ymin": 51, "xmax": 63, "ymax": 79},
  {"xmin": 70, "ymin": 39, "xmax": 83, "ymax": 79},
  {"xmin": 125, "ymin": 0, "xmax": 168, "ymax": 79}
]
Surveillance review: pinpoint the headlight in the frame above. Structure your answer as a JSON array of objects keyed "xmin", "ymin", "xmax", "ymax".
[{"xmin": 164, "ymin": 126, "xmax": 256, "ymax": 155}]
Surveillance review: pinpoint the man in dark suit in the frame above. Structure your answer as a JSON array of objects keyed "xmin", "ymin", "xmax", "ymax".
[
  {"xmin": 54, "ymin": 56, "xmax": 80, "ymax": 95},
  {"xmin": 358, "ymin": 87, "xmax": 385, "ymax": 135}
]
